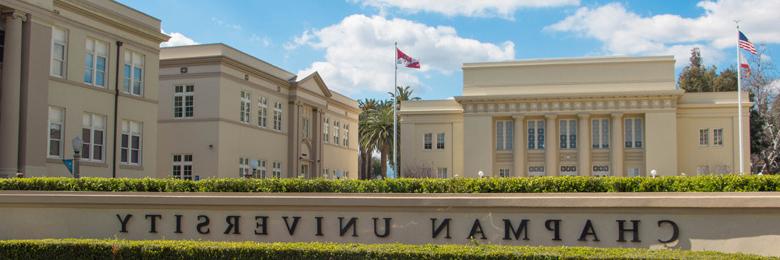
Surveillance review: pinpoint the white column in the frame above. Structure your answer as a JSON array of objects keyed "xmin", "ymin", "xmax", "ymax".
[
  {"xmin": 611, "ymin": 113, "xmax": 624, "ymax": 177},
  {"xmin": 0, "ymin": 11, "xmax": 25, "ymax": 176},
  {"xmin": 545, "ymin": 114, "xmax": 558, "ymax": 176},
  {"xmin": 512, "ymin": 115, "xmax": 525, "ymax": 177},
  {"xmin": 578, "ymin": 113, "xmax": 591, "ymax": 176}
]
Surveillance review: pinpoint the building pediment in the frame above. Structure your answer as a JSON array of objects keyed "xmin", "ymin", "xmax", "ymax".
[{"xmin": 295, "ymin": 72, "xmax": 333, "ymax": 98}]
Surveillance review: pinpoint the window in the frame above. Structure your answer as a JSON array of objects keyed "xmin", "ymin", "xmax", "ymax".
[
  {"xmin": 422, "ymin": 168, "xmax": 432, "ymax": 178},
  {"xmin": 81, "ymin": 113, "xmax": 105, "ymax": 161},
  {"xmin": 714, "ymin": 128, "xmax": 724, "ymax": 146},
  {"xmin": 333, "ymin": 121, "xmax": 340, "ymax": 144},
  {"xmin": 499, "ymin": 168, "xmax": 511, "ymax": 177},
  {"xmin": 51, "ymin": 27, "xmax": 67, "ymax": 77},
  {"xmin": 303, "ymin": 117, "xmax": 310, "ymax": 138},
  {"xmin": 84, "ymin": 39, "xmax": 108, "ymax": 87},
  {"xmin": 624, "ymin": 118, "xmax": 643, "ymax": 148},
  {"xmin": 344, "ymin": 124, "xmax": 349, "ymax": 146},
  {"xmin": 528, "ymin": 166, "xmax": 545, "ymax": 176},
  {"xmin": 559, "ymin": 119, "xmax": 577, "ymax": 149},
  {"xmin": 258, "ymin": 160, "xmax": 267, "ymax": 178},
  {"xmin": 496, "ymin": 120, "xmax": 513, "ymax": 151},
  {"xmin": 560, "ymin": 166, "xmax": 577, "ymax": 176},
  {"xmin": 48, "ymin": 107, "xmax": 65, "ymax": 158},
  {"xmin": 123, "ymin": 50, "xmax": 145, "ymax": 96},
  {"xmin": 593, "ymin": 165, "xmax": 610, "ymax": 176},
  {"xmin": 436, "ymin": 133, "xmax": 445, "ymax": 149},
  {"xmin": 172, "ymin": 154, "xmax": 192, "ymax": 180},
  {"xmin": 323, "ymin": 118, "xmax": 329, "ymax": 143},
  {"xmin": 174, "ymin": 85, "xmax": 194, "ymax": 118},
  {"xmin": 424, "ymin": 133, "xmax": 432, "ymax": 150},
  {"xmin": 273, "ymin": 102, "xmax": 283, "ymax": 131},
  {"xmin": 591, "ymin": 119, "xmax": 609, "ymax": 149},
  {"xmin": 258, "ymin": 97, "xmax": 267, "ymax": 127},
  {"xmin": 696, "ymin": 165, "xmax": 710, "ymax": 175},
  {"xmin": 699, "ymin": 129, "xmax": 709, "ymax": 146},
  {"xmin": 272, "ymin": 161, "xmax": 282, "ymax": 178},
  {"xmin": 437, "ymin": 168, "xmax": 448, "ymax": 178},
  {"xmin": 120, "ymin": 120, "xmax": 142, "ymax": 165},
  {"xmin": 239, "ymin": 157, "xmax": 250, "ymax": 177},
  {"xmin": 240, "ymin": 91, "xmax": 250, "ymax": 123},
  {"xmin": 628, "ymin": 167, "xmax": 641, "ymax": 177},
  {"xmin": 527, "ymin": 120, "xmax": 545, "ymax": 150}
]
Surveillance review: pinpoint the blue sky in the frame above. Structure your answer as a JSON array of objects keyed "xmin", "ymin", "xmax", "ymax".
[{"xmin": 121, "ymin": 0, "xmax": 780, "ymax": 101}]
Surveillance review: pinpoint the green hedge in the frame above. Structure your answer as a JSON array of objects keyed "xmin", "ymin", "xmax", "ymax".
[
  {"xmin": 0, "ymin": 239, "xmax": 771, "ymax": 260},
  {"xmin": 1, "ymin": 175, "xmax": 780, "ymax": 193}
]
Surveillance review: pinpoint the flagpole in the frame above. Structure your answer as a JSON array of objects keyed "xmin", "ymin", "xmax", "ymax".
[
  {"xmin": 736, "ymin": 23, "xmax": 745, "ymax": 175},
  {"xmin": 393, "ymin": 42, "xmax": 398, "ymax": 178}
]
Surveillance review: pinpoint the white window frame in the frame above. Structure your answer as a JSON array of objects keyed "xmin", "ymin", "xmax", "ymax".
[
  {"xmin": 51, "ymin": 27, "xmax": 67, "ymax": 77},
  {"xmin": 560, "ymin": 165, "xmax": 578, "ymax": 176},
  {"xmin": 436, "ymin": 132, "xmax": 445, "ymax": 150},
  {"xmin": 559, "ymin": 119, "xmax": 577, "ymax": 149},
  {"xmin": 423, "ymin": 133, "xmax": 432, "ymax": 150},
  {"xmin": 343, "ymin": 124, "xmax": 349, "ymax": 146},
  {"xmin": 258, "ymin": 96, "xmax": 268, "ymax": 128},
  {"xmin": 81, "ymin": 113, "xmax": 106, "ymax": 162},
  {"xmin": 624, "ymin": 118, "xmax": 644, "ymax": 148},
  {"xmin": 628, "ymin": 167, "xmax": 641, "ymax": 177},
  {"xmin": 713, "ymin": 128, "xmax": 724, "ymax": 146},
  {"xmin": 527, "ymin": 120, "xmax": 545, "ymax": 150},
  {"xmin": 123, "ymin": 50, "xmax": 145, "ymax": 96},
  {"xmin": 48, "ymin": 106, "xmax": 65, "ymax": 158},
  {"xmin": 120, "ymin": 120, "xmax": 142, "ymax": 166},
  {"xmin": 172, "ymin": 154, "xmax": 193, "ymax": 180},
  {"xmin": 273, "ymin": 102, "xmax": 283, "ymax": 131},
  {"xmin": 239, "ymin": 157, "xmax": 250, "ymax": 177},
  {"xmin": 240, "ymin": 90, "xmax": 251, "ymax": 124},
  {"xmin": 528, "ymin": 166, "xmax": 545, "ymax": 177},
  {"xmin": 174, "ymin": 85, "xmax": 194, "ymax": 119},
  {"xmin": 84, "ymin": 38, "xmax": 108, "ymax": 87},
  {"xmin": 499, "ymin": 168, "xmax": 511, "ymax": 177},
  {"xmin": 699, "ymin": 128, "xmax": 710, "ymax": 146},
  {"xmin": 258, "ymin": 160, "xmax": 267, "ymax": 178},
  {"xmin": 334, "ymin": 121, "xmax": 340, "ymax": 144},
  {"xmin": 272, "ymin": 161, "xmax": 282, "ymax": 178},
  {"xmin": 323, "ymin": 118, "xmax": 330, "ymax": 143},
  {"xmin": 437, "ymin": 167, "xmax": 448, "ymax": 178},
  {"xmin": 592, "ymin": 165, "xmax": 610, "ymax": 176},
  {"xmin": 496, "ymin": 120, "xmax": 513, "ymax": 151},
  {"xmin": 591, "ymin": 119, "xmax": 609, "ymax": 149}
]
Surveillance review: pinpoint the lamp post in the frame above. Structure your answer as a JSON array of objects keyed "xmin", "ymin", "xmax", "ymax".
[
  {"xmin": 72, "ymin": 136, "xmax": 83, "ymax": 179},
  {"xmin": 250, "ymin": 160, "xmax": 259, "ymax": 178}
]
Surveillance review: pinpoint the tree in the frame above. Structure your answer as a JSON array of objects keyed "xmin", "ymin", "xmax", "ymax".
[
  {"xmin": 678, "ymin": 48, "xmax": 720, "ymax": 92},
  {"xmin": 744, "ymin": 46, "xmax": 780, "ymax": 174},
  {"xmin": 388, "ymin": 86, "xmax": 420, "ymax": 177},
  {"xmin": 359, "ymin": 101, "xmax": 394, "ymax": 178},
  {"xmin": 358, "ymin": 99, "xmax": 379, "ymax": 179}
]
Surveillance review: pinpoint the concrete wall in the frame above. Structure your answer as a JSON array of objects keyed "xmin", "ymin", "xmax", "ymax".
[{"xmin": 1, "ymin": 191, "xmax": 780, "ymax": 257}]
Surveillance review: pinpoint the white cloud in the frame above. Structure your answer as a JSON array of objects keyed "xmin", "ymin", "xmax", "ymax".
[
  {"xmin": 288, "ymin": 14, "xmax": 515, "ymax": 95},
  {"xmin": 160, "ymin": 30, "xmax": 198, "ymax": 47},
  {"xmin": 354, "ymin": 0, "xmax": 579, "ymax": 19},
  {"xmin": 211, "ymin": 17, "xmax": 242, "ymax": 31},
  {"xmin": 250, "ymin": 34, "xmax": 272, "ymax": 47},
  {"xmin": 546, "ymin": 0, "xmax": 780, "ymax": 66}
]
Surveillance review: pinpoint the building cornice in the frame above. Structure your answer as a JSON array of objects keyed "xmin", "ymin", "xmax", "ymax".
[
  {"xmin": 458, "ymin": 93, "xmax": 681, "ymax": 115},
  {"xmin": 463, "ymin": 55, "xmax": 674, "ymax": 69},
  {"xmin": 161, "ymin": 56, "xmax": 294, "ymax": 88},
  {"xmin": 54, "ymin": 0, "xmax": 169, "ymax": 43}
]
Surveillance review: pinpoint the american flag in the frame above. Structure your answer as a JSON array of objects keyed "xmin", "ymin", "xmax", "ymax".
[{"xmin": 739, "ymin": 31, "xmax": 757, "ymax": 55}]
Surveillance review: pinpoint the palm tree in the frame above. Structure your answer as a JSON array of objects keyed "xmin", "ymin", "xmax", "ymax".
[
  {"xmin": 358, "ymin": 98, "xmax": 379, "ymax": 179},
  {"xmin": 387, "ymin": 86, "xmax": 420, "ymax": 176},
  {"xmin": 360, "ymin": 101, "xmax": 393, "ymax": 178}
]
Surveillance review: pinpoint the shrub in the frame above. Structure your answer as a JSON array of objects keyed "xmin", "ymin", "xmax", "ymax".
[
  {"xmin": 0, "ymin": 239, "xmax": 770, "ymax": 260},
  {"xmin": 2, "ymin": 175, "xmax": 780, "ymax": 193}
]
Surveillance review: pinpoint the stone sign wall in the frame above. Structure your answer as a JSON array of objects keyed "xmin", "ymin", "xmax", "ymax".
[{"xmin": 1, "ymin": 192, "xmax": 779, "ymax": 256}]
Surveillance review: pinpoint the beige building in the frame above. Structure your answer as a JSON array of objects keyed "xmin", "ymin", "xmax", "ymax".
[
  {"xmin": 400, "ymin": 56, "xmax": 750, "ymax": 178},
  {"xmin": 0, "ymin": 0, "xmax": 168, "ymax": 178},
  {"xmin": 158, "ymin": 44, "xmax": 359, "ymax": 180}
]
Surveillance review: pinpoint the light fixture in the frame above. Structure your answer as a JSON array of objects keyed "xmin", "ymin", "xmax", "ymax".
[
  {"xmin": 478, "ymin": 170, "xmax": 484, "ymax": 178},
  {"xmin": 651, "ymin": 169, "xmax": 657, "ymax": 178},
  {"xmin": 72, "ymin": 136, "xmax": 83, "ymax": 154}
]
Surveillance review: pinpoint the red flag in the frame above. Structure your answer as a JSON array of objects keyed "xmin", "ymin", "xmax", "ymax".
[
  {"xmin": 740, "ymin": 52, "xmax": 751, "ymax": 78},
  {"xmin": 396, "ymin": 48, "xmax": 420, "ymax": 69}
]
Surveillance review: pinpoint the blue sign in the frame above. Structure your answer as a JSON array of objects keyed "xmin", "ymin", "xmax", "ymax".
[{"xmin": 62, "ymin": 159, "xmax": 74, "ymax": 175}]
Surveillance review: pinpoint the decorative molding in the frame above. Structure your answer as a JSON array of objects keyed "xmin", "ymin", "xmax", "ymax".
[{"xmin": 461, "ymin": 95, "xmax": 678, "ymax": 115}]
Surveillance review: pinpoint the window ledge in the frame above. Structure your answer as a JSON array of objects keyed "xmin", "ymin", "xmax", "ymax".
[
  {"xmin": 119, "ymin": 164, "xmax": 144, "ymax": 171},
  {"xmin": 78, "ymin": 161, "xmax": 109, "ymax": 168}
]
